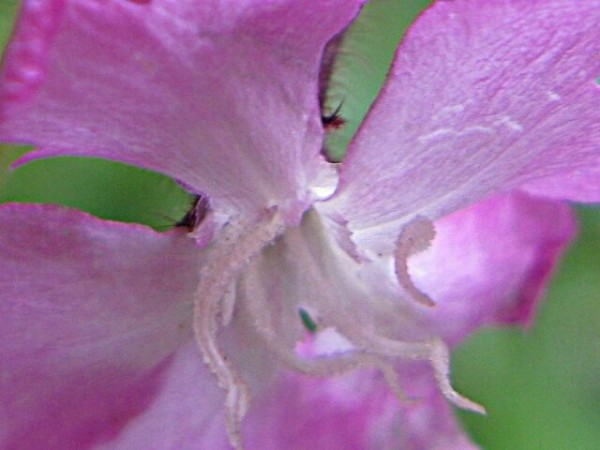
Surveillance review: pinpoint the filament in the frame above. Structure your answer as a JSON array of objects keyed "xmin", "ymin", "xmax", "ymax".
[{"xmin": 192, "ymin": 209, "xmax": 285, "ymax": 449}]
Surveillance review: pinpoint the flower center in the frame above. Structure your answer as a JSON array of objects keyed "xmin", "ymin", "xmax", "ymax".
[{"xmin": 193, "ymin": 208, "xmax": 483, "ymax": 450}]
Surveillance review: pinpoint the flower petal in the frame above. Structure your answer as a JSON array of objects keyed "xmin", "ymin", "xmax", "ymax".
[
  {"xmin": 324, "ymin": 0, "xmax": 599, "ymax": 254},
  {"xmin": 0, "ymin": 203, "xmax": 204, "ymax": 449},
  {"xmin": 242, "ymin": 364, "xmax": 478, "ymax": 450},
  {"xmin": 0, "ymin": 0, "xmax": 364, "ymax": 223},
  {"xmin": 106, "ymin": 308, "xmax": 287, "ymax": 450},
  {"xmin": 93, "ymin": 342, "xmax": 230, "ymax": 450},
  {"xmin": 409, "ymin": 192, "xmax": 577, "ymax": 345}
]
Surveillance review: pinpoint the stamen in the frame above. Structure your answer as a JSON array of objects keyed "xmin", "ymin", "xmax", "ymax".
[
  {"xmin": 227, "ymin": 208, "xmax": 482, "ymax": 444},
  {"xmin": 341, "ymin": 328, "xmax": 485, "ymax": 413},
  {"xmin": 321, "ymin": 313, "xmax": 431, "ymax": 368},
  {"xmin": 273, "ymin": 333, "xmax": 416, "ymax": 405},
  {"xmin": 241, "ymin": 271, "xmax": 416, "ymax": 404},
  {"xmin": 395, "ymin": 217, "xmax": 437, "ymax": 307},
  {"xmin": 379, "ymin": 362, "xmax": 417, "ymax": 404},
  {"xmin": 220, "ymin": 282, "xmax": 237, "ymax": 327},
  {"xmin": 315, "ymin": 302, "xmax": 484, "ymax": 414},
  {"xmin": 192, "ymin": 210, "xmax": 285, "ymax": 450},
  {"xmin": 429, "ymin": 338, "xmax": 486, "ymax": 414}
]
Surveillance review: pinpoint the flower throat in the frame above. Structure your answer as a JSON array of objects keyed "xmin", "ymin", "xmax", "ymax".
[{"xmin": 192, "ymin": 208, "xmax": 484, "ymax": 450}]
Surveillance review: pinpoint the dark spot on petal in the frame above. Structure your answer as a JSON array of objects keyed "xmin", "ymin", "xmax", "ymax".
[
  {"xmin": 321, "ymin": 102, "xmax": 346, "ymax": 131},
  {"xmin": 299, "ymin": 308, "xmax": 317, "ymax": 333},
  {"xmin": 175, "ymin": 195, "xmax": 207, "ymax": 231}
]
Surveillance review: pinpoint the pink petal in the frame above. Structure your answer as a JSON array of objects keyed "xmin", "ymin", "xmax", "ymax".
[
  {"xmin": 521, "ymin": 167, "xmax": 600, "ymax": 202},
  {"xmin": 409, "ymin": 192, "xmax": 577, "ymax": 345},
  {"xmin": 324, "ymin": 0, "xmax": 599, "ymax": 253},
  {"xmin": 242, "ymin": 364, "xmax": 478, "ymax": 450},
  {"xmin": 95, "ymin": 342, "xmax": 230, "ymax": 450},
  {"xmin": 0, "ymin": 0, "xmax": 364, "ymax": 223},
  {"xmin": 105, "ymin": 311, "xmax": 285, "ymax": 450},
  {"xmin": 0, "ymin": 203, "xmax": 206, "ymax": 449}
]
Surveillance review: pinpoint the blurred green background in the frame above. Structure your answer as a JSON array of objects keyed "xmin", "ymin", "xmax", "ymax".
[{"xmin": 1, "ymin": 1, "xmax": 599, "ymax": 448}]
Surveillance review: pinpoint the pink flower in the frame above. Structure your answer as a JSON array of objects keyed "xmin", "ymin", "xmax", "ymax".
[{"xmin": 0, "ymin": 0, "xmax": 598, "ymax": 449}]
